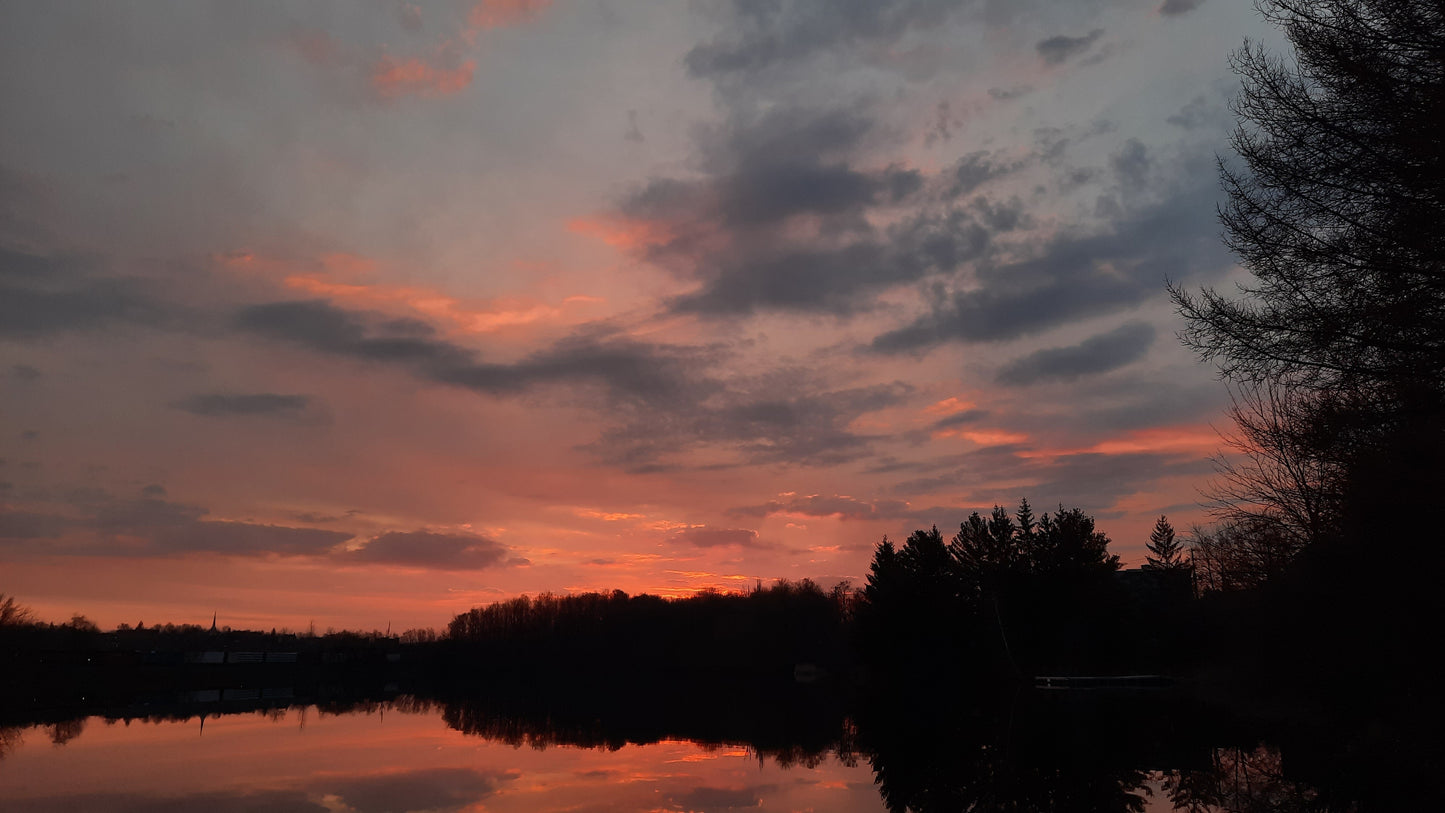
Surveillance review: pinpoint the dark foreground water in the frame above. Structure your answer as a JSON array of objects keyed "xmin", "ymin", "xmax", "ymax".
[{"xmin": 2, "ymin": 687, "xmax": 1411, "ymax": 813}]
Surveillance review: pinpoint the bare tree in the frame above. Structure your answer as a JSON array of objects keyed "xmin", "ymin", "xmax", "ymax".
[
  {"xmin": 0, "ymin": 594, "xmax": 36, "ymax": 627},
  {"xmin": 1172, "ymin": 0, "xmax": 1445, "ymax": 545}
]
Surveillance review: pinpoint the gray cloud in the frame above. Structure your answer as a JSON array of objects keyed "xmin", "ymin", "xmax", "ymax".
[
  {"xmin": 345, "ymin": 531, "xmax": 512, "ymax": 570},
  {"xmin": 684, "ymin": 0, "xmax": 966, "ymax": 78},
  {"xmin": 235, "ymin": 300, "xmax": 472, "ymax": 368},
  {"xmin": 996, "ymin": 321, "xmax": 1156, "ymax": 385},
  {"xmin": 947, "ymin": 150, "xmax": 1027, "ymax": 198},
  {"xmin": 988, "ymin": 85, "xmax": 1034, "ymax": 101},
  {"xmin": 671, "ymin": 526, "xmax": 766, "ymax": 549},
  {"xmin": 729, "ymin": 494, "xmax": 912, "ymax": 521},
  {"xmin": 925, "ymin": 408, "xmax": 991, "ymax": 432},
  {"xmin": 0, "ymin": 248, "xmax": 177, "ymax": 338},
  {"xmin": 609, "ymin": 105, "xmax": 1005, "ymax": 318},
  {"xmin": 154, "ymin": 521, "xmax": 350, "ymax": 557},
  {"xmin": 0, "ymin": 509, "xmax": 70, "ymax": 540},
  {"xmin": 1036, "ymin": 29, "xmax": 1105, "ymax": 65},
  {"xmin": 173, "ymin": 393, "xmax": 312, "ymax": 418},
  {"xmin": 236, "ymin": 297, "xmax": 906, "ymax": 472},
  {"xmin": 888, "ymin": 444, "xmax": 1212, "ymax": 516},
  {"xmin": 1166, "ymin": 94, "xmax": 1225, "ymax": 130},
  {"xmin": 590, "ymin": 379, "xmax": 912, "ymax": 471},
  {"xmin": 11, "ymin": 364, "xmax": 41, "ymax": 381},
  {"xmin": 1, "ymin": 491, "xmax": 350, "ymax": 558},
  {"xmin": 1159, "ymin": 0, "xmax": 1206, "ymax": 16},
  {"xmin": 236, "ymin": 300, "xmax": 716, "ymax": 407},
  {"xmin": 1110, "ymin": 138, "xmax": 1152, "ymax": 186},
  {"xmin": 870, "ymin": 183, "xmax": 1227, "ymax": 353}
]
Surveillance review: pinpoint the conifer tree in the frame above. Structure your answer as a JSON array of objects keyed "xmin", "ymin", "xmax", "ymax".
[{"xmin": 1144, "ymin": 515, "xmax": 1186, "ymax": 571}]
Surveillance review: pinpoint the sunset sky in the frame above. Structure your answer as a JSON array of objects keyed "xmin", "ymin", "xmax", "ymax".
[{"xmin": 1, "ymin": 0, "xmax": 1271, "ymax": 631}]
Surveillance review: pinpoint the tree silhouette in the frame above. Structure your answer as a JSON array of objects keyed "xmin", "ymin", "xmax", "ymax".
[
  {"xmin": 1143, "ymin": 515, "xmax": 1187, "ymax": 571},
  {"xmin": 0, "ymin": 594, "xmax": 35, "ymax": 627},
  {"xmin": 1171, "ymin": 0, "xmax": 1445, "ymax": 544}
]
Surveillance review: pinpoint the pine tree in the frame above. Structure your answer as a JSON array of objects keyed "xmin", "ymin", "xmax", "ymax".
[
  {"xmin": 1143, "ymin": 515, "xmax": 1185, "ymax": 571},
  {"xmin": 1015, "ymin": 498, "xmax": 1036, "ymax": 541}
]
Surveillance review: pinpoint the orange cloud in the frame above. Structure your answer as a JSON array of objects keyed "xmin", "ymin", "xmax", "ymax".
[
  {"xmin": 568, "ymin": 216, "xmax": 674, "ymax": 253},
  {"xmin": 280, "ymin": 274, "xmax": 598, "ymax": 335},
  {"xmin": 216, "ymin": 251, "xmax": 375, "ymax": 278},
  {"xmin": 931, "ymin": 426, "xmax": 1029, "ymax": 446},
  {"xmin": 371, "ymin": 55, "xmax": 476, "ymax": 98},
  {"xmin": 1021, "ymin": 424, "xmax": 1220, "ymax": 459},
  {"xmin": 923, "ymin": 396, "xmax": 977, "ymax": 416},
  {"xmin": 468, "ymin": 0, "xmax": 552, "ymax": 35}
]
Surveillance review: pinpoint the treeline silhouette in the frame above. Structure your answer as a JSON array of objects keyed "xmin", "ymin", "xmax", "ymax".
[
  {"xmin": 444, "ymin": 580, "xmax": 855, "ymax": 682},
  {"xmin": 434, "ymin": 500, "xmax": 1197, "ymax": 687},
  {"xmin": 856, "ymin": 500, "xmax": 1190, "ymax": 683}
]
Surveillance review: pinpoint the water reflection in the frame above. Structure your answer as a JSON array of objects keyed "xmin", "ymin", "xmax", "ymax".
[
  {"xmin": 0, "ymin": 686, "xmax": 1427, "ymax": 811},
  {"xmin": 0, "ymin": 701, "xmax": 877, "ymax": 813}
]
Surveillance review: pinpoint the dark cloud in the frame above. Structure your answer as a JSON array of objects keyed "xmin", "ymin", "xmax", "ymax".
[
  {"xmin": 345, "ymin": 531, "xmax": 511, "ymax": 570},
  {"xmin": 172, "ymin": 393, "xmax": 312, "ymax": 418},
  {"xmin": 1036, "ymin": 29, "xmax": 1105, "ymax": 65},
  {"xmin": 235, "ymin": 300, "xmax": 471, "ymax": 367},
  {"xmin": 91, "ymin": 496, "xmax": 207, "ymax": 531},
  {"xmin": 0, "ymin": 509, "xmax": 70, "ymax": 540},
  {"xmin": 870, "ymin": 183, "xmax": 1227, "ymax": 353},
  {"xmin": 988, "ymin": 85, "xmax": 1034, "ymax": 101},
  {"xmin": 590, "ymin": 379, "xmax": 912, "ymax": 471},
  {"xmin": 1166, "ymin": 94, "xmax": 1223, "ymax": 130},
  {"xmin": 947, "ymin": 150, "xmax": 1027, "ymax": 198},
  {"xmin": 684, "ymin": 0, "xmax": 965, "ymax": 78},
  {"xmin": 1110, "ymin": 138, "xmax": 1152, "ymax": 186},
  {"xmin": 1071, "ymin": 378, "xmax": 1225, "ymax": 432},
  {"xmin": 881, "ymin": 440, "xmax": 1214, "ymax": 521},
  {"xmin": 323, "ymin": 768, "xmax": 517, "ymax": 813},
  {"xmin": 671, "ymin": 526, "xmax": 766, "ymax": 549},
  {"xmin": 930, "ymin": 408, "xmax": 990, "ymax": 429},
  {"xmin": 1159, "ymin": 0, "xmax": 1206, "ymax": 16},
  {"xmin": 140, "ymin": 484, "xmax": 167, "ymax": 497},
  {"xmin": 10, "ymin": 363, "xmax": 41, "ymax": 381},
  {"xmin": 729, "ymin": 494, "xmax": 912, "ymax": 521},
  {"xmin": 2, "ymin": 491, "xmax": 350, "ymax": 558},
  {"xmin": 1027, "ymin": 452, "xmax": 1213, "ymax": 511},
  {"xmin": 238, "ymin": 297, "xmax": 904, "ymax": 472},
  {"xmin": 290, "ymin": 511, "xmax": 343, "ymax": 524},
  {"xmin": 237, "ymin": 300, "xmax": 716, "ymax": 407},
  {"xmin": 157, "ymin": 521, "xmax": 350, "ymax": 557},
  {"xmin": 0, "ymin": 248, "xmax": 177, "ymax": 338},
  {"xmin": 609, "ymin": 105, "xmax": 1005, "ymax": 318},
  {"xmin": 625, "ymin": 109, "xmax": 644, "ymax": 143},
  {"xmin": 995, "ymin": 321, "xmax": 1156, "ymax": 385}
]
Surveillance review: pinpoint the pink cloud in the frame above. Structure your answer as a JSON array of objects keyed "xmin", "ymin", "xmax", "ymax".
[
  {"xmin": 467, "ymin": 0, "xmax": 552, "ymax": 35},
  {"xmin": 370, "ymin": 55, "xmax": 477, "ymax": 99}
]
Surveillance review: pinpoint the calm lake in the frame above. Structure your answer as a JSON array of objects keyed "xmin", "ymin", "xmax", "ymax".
[
  {"xmin": 1, "ymin": 704, "xmax": 882, "ymax": 812},
  {"xmin": 0, "ymin": 693, "xmax": 1364, "ymax": 813}
]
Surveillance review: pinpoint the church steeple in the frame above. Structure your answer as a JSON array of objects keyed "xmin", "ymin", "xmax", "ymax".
[{"xmin": 210, "ymin": 611, "xmax": 217, "ymax": 633}]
